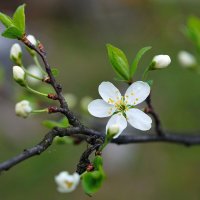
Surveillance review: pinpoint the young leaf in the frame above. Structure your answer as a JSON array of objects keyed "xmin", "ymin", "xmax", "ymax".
[
  {"xmin": 42, "ymin": 118, "xmax": 69, "ymax": 129},
  {"xmin": 13, "ymin": 4, "xmax": 26, "ymax": 33},
  {"xmin": 130, "ymin": 46, "xmax": 152, "ymax": 78},
  {"xmin": 1, "ymin": 26, "xmax": 23, "ymax": 39},
  {"xmin": 0, "ymin": 12, "xmax": 13, "ymax": 28},
  {"xmin": 51, "ymin": 68, "xmax": 59, "ymax": 77},
  {"xmin": 93, "ymin": 156, "xmax": 103, "ymax": 170},
  {"xmin": 106, "ymin": 44, "xmax": 130, "ymax": 80},
  {"xmin": 82, "ymin": 170, "xmax": 105, "ymax": 195}
]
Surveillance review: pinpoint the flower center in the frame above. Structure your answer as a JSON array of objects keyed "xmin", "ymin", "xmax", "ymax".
[
  {"xmin": 115, "ymin": 97, "xmax": 129, "ymax": 112},
  {"xmin": 64, "ymin": 181, "xmax": 73, "ymax": 188}
]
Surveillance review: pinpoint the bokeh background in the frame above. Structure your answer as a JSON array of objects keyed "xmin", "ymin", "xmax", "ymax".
[{"xmin": 0, "ymin": 0, "xmax": 200, "ymax": 199}]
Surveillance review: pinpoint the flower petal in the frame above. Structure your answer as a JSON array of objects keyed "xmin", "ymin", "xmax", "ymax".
[
  {"xmin": 124, "ymin": 81, "xmax": 150, "ymax": 106},
  {"xmin": 98, "ymin": 81, "xmax": 122, "ymax": 105},
  {"xmin": 126, "ymin": 108, "xmax": 152, "ymax": 131},
  {"xmin": 106, "ymin": 113, "xmax": 127, "ymax": 138},
  {"xmin": 88, "ymin": 99, "xmax": 116, "ymax": 118}
]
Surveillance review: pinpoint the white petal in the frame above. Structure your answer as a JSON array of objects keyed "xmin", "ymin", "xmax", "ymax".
[
  {"xmin": 125, "ymin": 81, "xmax": 150, "ymax": 106},
  {"xmin": 88, "ymin": 99, "xmax": 115, "ymax": 118},
  {"xmin": 106, "ymin": 113, "xmax": 127, "ymax": 138},
  {"xmin": 98, "ymin": 82, "xmax": 122, "ymax": 105},
  {"xmin": 126, "ymin": 108, "xmax": 152, "ymax": 131}
]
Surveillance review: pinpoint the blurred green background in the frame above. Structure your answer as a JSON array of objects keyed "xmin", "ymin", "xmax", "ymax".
[{"xmin": 0, "ymin": 0, "xmax": 200, "ymax": 199}]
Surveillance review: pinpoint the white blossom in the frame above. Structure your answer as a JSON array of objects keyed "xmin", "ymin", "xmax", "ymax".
[
  {"xmin": 15, "ymin": 100, "xmax": 32, "ymax": 118},
  {"xmin": 13, "ymin": 66, "xmax": 26, "ymax": 86},
  {"xmin": 10, "ymin": 43, "xmax": 22, "ymax": 61},
  {"xmin": 178, "ymin": 51, "xmax": 196, "ymax": 68},
  {"xmin": 88, "ymin": 81, "xmax": 152, "ymax": 138},
  {"xmin": 152, "ymin": 55, "xmax": 171, "ymax": 69},
  {"xmin": 108, "ymin": 124, "xmax": 120, "ymax": 137},
  {"xmin": 27, "ymin": 35, "xmax": 37, "ymax": 46},
  {"xmin": 55, "ymin": 171, "xmax": 80, "ymax": 193},
  {"xmin": 27, "ymin": 65, "xmax": 43, "ymax": 85}
]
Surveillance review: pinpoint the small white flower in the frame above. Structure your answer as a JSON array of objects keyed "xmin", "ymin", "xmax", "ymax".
[
  {"xmin": 10, "ymin": 43, "xmax": 22, "ymax": 61},
  {"xmin": 27, "ymin": 35, "xmax": 37, "ymax": 46},
  {"xmin": 55, "ymin": 171, "xmax": 80, "ymax": 193},
  {"xmin": 152, "ymin": 55, "xmax": 171, "ymax": 69},
  {"xmin": 178, "ymin": 51, "xmax": 196, "ymax": 68},
  {"xmin": 64, "ymin": 93, "xmax": 77, "ymax": 109},
  {"xmin": 88, "ymin": 81, "xmax": 152, "ymax": 138},
  {"xmin": 27, "ymin": 65, "xmax": 43, "ymax": 85},
  {"xmin": 15, "ymin": 100, "xmax": 32, "ymax": 118},
  {"xmin": 13, "ymin": 66, "xmax": 26, "ymax": 86}
]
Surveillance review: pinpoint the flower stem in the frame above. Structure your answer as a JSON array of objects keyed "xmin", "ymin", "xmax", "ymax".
[
  {"xmin": 26, "ymin": 85, "xmax": 48, "ymax": 97},
  {"xmin": 31, "ymin": 108, "xmax": 48, "ymax": 114},
  {"xmin": 33, "ymin": 55, "xmax": 47, "ymax": 75}
]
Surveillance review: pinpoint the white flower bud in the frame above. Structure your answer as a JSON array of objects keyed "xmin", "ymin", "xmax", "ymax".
[
  {"xmin": 15, "ymin": 100, "xmax": 32, "ymax": 118},
  {"xmin": 108, "ymin": 124, "xmax": 120, "ymax": 137},
  {"xmin": 152, "ymin": 55, "xmax": 171, "ymax": 69},
  {"xmin": 27, "ymin": 65, "xmax": 43, "ymax": 85},
  {"xmin": 55, "ymin": 171, "xmax": 80, "ymax": 193},
  {"xmin": 81, "ymin": 96, "xmax": 93, "ymax": 112},
  {"xmin": 13, "ymin": 66, "xmax": 26, "ymax": 86},
  {"xmin": 64, "ymin": 93, "xmax": 77, "ymax": 109},
  {"xmin": 10, "ymin": 43, "xmax": 22, "ymax": 63},
  {"xmin": 178, "ymin": 51, "xmax": 196, "ymax": 68},
  {"xmin": 27, "ymin": 35, "xmax": 37, "ymax": 46}
]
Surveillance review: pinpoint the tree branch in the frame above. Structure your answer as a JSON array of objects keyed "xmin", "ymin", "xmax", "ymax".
[{"xmin": 0, "ymin": 126, "xmax": 200, "ymax": 173}]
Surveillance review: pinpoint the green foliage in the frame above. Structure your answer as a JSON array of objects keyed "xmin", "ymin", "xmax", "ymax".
[
  {"xmin": 42, "ymin": 118, "xmax": 69, "ymax": 129},
  {"xmin": 130, "ymin": 46, "xmax": 152, "ymax": 77},
  {"xmin": 53, "ymin": 136, "xmax": 73, "ymax": 145},
  {"xmin": 51, "ymin": 68, "xmax": 59, "ymax": 77},
  {"xmin": 106, "ymin": 44, "xmax": 130, "ymax": 81},
  {"xmin": 82, "ymin": 170, "xmax": 105, "ymax": 195},
  {"xmin": 0, "ymin": 4, "xmax": 26, "ymax": 39},
  {"xmin": 82, "ymin": 156, "xmax": 105, "ymax": 195},
  {"xmin": 107, "ymin": 44, "xmax": 152, "ymax": 82},
  {"xmin": 185, "ymin": 16, "xmax": 200, "ymax": 53}
]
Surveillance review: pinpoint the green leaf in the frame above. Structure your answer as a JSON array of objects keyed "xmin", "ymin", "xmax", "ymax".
[
  {"xmin": 82, "ymin": 170, "xmax": 105, "ymax": 195},
  {"xmin": 53, "ymin": 136, "xmax": 73, "ymax": 145},
  {"xmin": 130, "ymin": 46, "xmax": 152, "ymax": 78},
  {"xmin": 106, "ymin": 44, "xmax": 130, "ymax": 80},
  {"xmin": 93, "ymin": 156, "xmax": 103, "ymax": 170},
  {"xmin": 0, "ymin": 12, "xmax": 13, "ymax": 28},
  {"xmin": 51, "ymin": 68, "xmax": 59, "ymax": 77},
  {"xmin": 13, "ymin": 4, "xmax": 26, "ymax": 33},
  {"xmin": 184, "ymin": 16, "xmax": 200, "ymax": 53},
  {"xmin": 42, "ymin": 118, "xmax": 69, "ymax": 129},
  {"xmin": 1, "ymin": 26, "xmax": 23, "ymax": 39}
]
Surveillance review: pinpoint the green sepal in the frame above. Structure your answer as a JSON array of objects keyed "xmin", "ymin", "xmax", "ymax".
[
  {"xmin": 106, "ymin": 44, "xmax": 130, "ymax": 80},
  {"xmin": 13, "ymin": 4, "xmax": 26, "ymax": 33},
  {"xmin": 146, "ymin": 79, "xmax": 154, "ymax": 87},
  {"xmin": 130, "ymin": 46, "xmax": 152, "ymax": 78}
]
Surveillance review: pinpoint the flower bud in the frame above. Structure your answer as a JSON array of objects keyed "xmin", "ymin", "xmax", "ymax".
[
  {"xmin": 178, "ymin": 51, "xmax": 196, "ymax": 68},
  {"xmin": 15, "ymin": 100, "xmax": 32, "ymax": 118},
  {"xmin": 55, "ymin": 171, "xmax": 80, "ymax": 193},
  {"xmin": 64, "ymin": 93, "xmax": 77, "ymax": 109},
  {"xmin": 27, "ymin": 65, "xmax": 43, "ymax": 85},
  {"xmin": 10, "ymin": 43, "xmax": 22, "ymax": 64},
  {"xmin": 27, "ymin": 35, "xmax": 37, "ymax": 46},
  {"xmin": 107, "ymin": 124, "xmax": 120, "ymax": 138},
  {"xmin": 151, "ymin": 55, "xmax": 171, "ymax": 69},
  {"xmin": 13, "ymin": 66, "xmax": 26, "ymax": 86}
]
